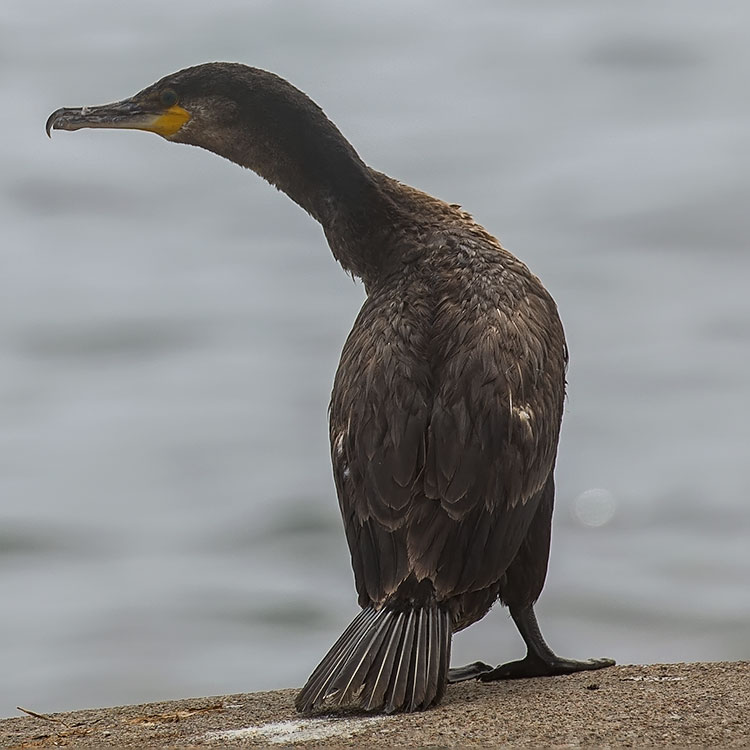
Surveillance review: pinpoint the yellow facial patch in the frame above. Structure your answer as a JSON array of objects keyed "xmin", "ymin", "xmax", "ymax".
[{"xmin": 147, "ymin": 105, "xmax": 191, "ymax": 137}]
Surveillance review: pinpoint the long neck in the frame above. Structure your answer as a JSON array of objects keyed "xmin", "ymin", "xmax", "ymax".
[
  {"xmin": 247, "ymin": 104, "xmax": 399, "ymax": 283},
  {"xmin": 190, "ymin": 83, "xmax": 400, "ymax": 282}
]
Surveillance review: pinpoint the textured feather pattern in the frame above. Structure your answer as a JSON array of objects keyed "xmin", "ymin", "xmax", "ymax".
[
  {"xmin": 295, "ymin": 604, "xmax": 451, "ymax": 714},
  {"xmin": 311, "ymin": 179, "xmax": 569, "ymax": 711},
  {"xmin": 329, "ymin": 204, "xmax": 567, "ymax": 616}
]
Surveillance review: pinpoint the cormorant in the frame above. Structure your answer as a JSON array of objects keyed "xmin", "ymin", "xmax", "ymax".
[{"xmin": 46, "ymin": 62, "xmax": 614, "ymax": 714}]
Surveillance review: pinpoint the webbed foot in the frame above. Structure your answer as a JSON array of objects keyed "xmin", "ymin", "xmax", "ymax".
[
  {"xmin": 449, "ymin": 604, "xmax": 615, "ymax": 684},
  {"xmin": 479, "ymin": 652, "xmax": 615, "ymax": 681}
]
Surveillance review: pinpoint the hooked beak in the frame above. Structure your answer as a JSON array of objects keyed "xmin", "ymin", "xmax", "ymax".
[{"xmin": 46, "ymin": 97, "xmax": 190, "ymax": 139}]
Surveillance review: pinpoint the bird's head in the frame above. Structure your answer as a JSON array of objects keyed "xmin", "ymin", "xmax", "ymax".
[
  {"xmin": 48, "ymin": 63, "xmax": 295, "ymax": 153},
  {"xmin": 46, "ymin": 62, "xmax": 368, "ymax": 223}
]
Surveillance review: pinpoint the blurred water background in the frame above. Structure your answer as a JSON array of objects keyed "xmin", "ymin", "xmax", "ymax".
[{"xmin": 1, "ymin": 0, "xmax": 748, "ymax": 719}]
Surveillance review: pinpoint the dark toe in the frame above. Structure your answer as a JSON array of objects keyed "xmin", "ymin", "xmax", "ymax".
[
  {"xmin": 578, "ymin": 657, "xmax": 616, "ymax": 670},
  {"xmin": 480, "ymin": 655, "xmax": 616, "ymax": 681},
  {"xmin": 447, "ymin": 661, "xmax": 495, "ymax": 683}
]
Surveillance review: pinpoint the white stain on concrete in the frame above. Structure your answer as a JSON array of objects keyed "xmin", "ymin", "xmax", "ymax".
[{"xmin": 205, "ymin": 716, "xmax": 383, "ymax": 745}]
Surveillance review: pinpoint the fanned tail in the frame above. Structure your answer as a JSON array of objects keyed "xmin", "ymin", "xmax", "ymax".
[{"xmin": 295, "ymin": 604, "xmax": 451, "ymax": 714}]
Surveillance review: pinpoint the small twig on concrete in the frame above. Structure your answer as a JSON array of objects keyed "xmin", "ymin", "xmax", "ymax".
[{"xmin": 16, "ymin": 706, "xmax": 70, "ymax": 728}]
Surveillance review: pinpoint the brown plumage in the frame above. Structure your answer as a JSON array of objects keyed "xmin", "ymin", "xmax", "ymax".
[{"xmin": 46, "ymin": 62, "xmax": 614, "ymax": 715}]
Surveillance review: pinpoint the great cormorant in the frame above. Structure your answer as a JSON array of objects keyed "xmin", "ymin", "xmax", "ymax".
[{"xmin": 46, "ymin": 62, "xmax": 614, "ymax": 714}]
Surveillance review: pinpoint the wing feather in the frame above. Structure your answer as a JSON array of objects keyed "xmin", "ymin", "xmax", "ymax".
[{"xmin": 331, "ymin": 244, "xmax": 567, "ymax": 606}]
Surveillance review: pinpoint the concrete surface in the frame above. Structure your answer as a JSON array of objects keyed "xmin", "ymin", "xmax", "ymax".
[{"xmin": 1, "ymin": 662, "xmax": 748, "ymax": 748}]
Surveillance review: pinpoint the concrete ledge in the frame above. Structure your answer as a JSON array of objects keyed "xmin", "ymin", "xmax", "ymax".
[{"xmin": 1, "ymin": 662, "xmax": 748, "ymax": 748}]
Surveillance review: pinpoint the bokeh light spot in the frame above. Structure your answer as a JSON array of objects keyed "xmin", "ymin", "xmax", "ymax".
[{"xmin": 573, "ymin": 488, "xmax": 617, "ymax": 527}]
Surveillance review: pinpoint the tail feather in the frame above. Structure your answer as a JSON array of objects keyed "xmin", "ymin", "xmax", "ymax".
[
  {"xmin": 433, "ymin": 603, "xmax": 449, "ymax": 690},
  {"xmin": 427, "ymin": 606, "xmax": 441, "ymax": 696},
  {"xmin": 333, "ymin": 609, "xmax": 394, "ymax": 705},
  {"xmin": 385, "ymin": 609, "xmax": 415, "ymax": 713},
  {"xmin": 363, "ymin": 611, "xmax": 405, "ymax": 710},
  {"xmin": 296, "ymin": 604, "xmax": 451, "ymax": 714},
  {"xmin": 410, "ymin": 609, "xmax": 428, "ymax": 710},
  {"xmin": 297, "ymin": 607, "xmax": 378, "ymax": 710}
]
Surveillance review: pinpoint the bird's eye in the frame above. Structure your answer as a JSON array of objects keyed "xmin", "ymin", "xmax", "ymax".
[{"xmin": 160, "ymin": 89, "xmax": 178, "ymax": 107}]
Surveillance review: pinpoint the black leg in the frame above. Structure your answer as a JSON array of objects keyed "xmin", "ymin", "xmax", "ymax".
[
  {"xmin": 448, "ymin": 477, "xmax": 614, "ymax": 684},
  {"xmin": 478, "ymin": 604, "xmax": 615, "ymax": 681}
]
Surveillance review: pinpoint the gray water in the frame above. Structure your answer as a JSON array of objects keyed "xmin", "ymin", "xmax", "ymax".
[{"xmin": 1, "ymin": 0, "xmax": 749, "ymax": 719}]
